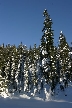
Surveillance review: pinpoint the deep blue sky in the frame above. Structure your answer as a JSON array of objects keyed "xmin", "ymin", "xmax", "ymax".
[{"xmin": 0, "ymin": 0, "xmax": 72, "ymax": 48}]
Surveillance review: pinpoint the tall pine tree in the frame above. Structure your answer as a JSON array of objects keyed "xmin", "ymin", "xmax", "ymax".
[{"xmin": 40, "ymin": 9, "xmax": 57, "ymax": 87}]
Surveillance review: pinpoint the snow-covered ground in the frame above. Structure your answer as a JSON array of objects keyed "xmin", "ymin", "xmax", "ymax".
[
  {"xmin": 0, "ymin": 96, "xmax": 72, "ymax": 108},
  {"xmin": 0, "ymin": 82, "xmax": 72, "ymax": 108}
]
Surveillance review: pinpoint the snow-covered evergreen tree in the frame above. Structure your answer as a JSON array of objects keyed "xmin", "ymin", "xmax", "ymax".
[
  {"xmin": 24, "ymin": 56, "xmax": 31, "ymax": 92},
  {"xmin": 40, "ymin": 9, "xmax": 57, "ymax": 88},
  {"xmin": 0, "ymin": 69, "xmax": 8, "ymax": 94},
  {"xmin": 15, "ymin": 43, "xmax": 27, "ymax": 93},
  {"xmin": 68, "ymin": 42, "xmax": 72, "ymax": 81},
  {"xmin": 58, "ymin": 31, "xmax": 70, "ymax": 81}
]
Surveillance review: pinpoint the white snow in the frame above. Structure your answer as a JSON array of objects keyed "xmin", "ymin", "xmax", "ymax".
[
  {"xmin": 0, "ymin": 94, "xmax": 72, "ymax": 108},
  {"xmin": 69, "ymin": 51, "xmax": 72, "ymax": 54},
  {"xmin": 0, "ymin": 82, "xmax": 72, "ymax": 108},
  {"xmin": 60, "ymin": 31, "xmax": 63, "ymax": 33}
]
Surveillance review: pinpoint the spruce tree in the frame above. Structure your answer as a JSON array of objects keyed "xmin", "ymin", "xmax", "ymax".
[
  {"xmin": 24, "ymin": 57, "xmax": 31, "ymax": 92},
  {"xmin": 58, "ymin": 31, "xmax": 70, "ymax": 81},
  {"xmin": 0, "ymin": 69, "xmax": 8, "ymax": 94},
  {"xmin": 69, "ymin": 42, "xmax": 72, "ymax": 81},
  {"xmin": 40, "ymin": 9, "xmax": 56, "ymax": 87}
]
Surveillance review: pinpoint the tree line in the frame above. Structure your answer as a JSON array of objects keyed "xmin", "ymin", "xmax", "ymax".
[{"xmin": 0, "ymin": 9, "xmax": 72, "ymax": 95}]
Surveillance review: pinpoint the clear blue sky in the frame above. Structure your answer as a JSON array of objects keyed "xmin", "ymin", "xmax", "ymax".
[{"xmin": 0, "ymin": 0, "xmax": 72, "ymax": 48}]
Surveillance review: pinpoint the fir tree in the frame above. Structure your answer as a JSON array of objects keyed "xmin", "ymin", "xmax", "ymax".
[
  {"xmin": 58, "ymin": 31, "xmax": 70, "ymax": 81},
  {"xmin": 40, "ymin": 9, "xmax": 56, "ymax": 87},
  {"xmin": 0, "ymin": 69, "xmax": 8, "ymax": 94}
]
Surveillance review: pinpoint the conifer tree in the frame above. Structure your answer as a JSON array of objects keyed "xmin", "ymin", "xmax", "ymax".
[
  {"xmin": 40, "ymin": 9, "xmax": 56, "ymax": 87},
  {"xmin": 0, "ymin": 69, "xmax": 8, "ymax": 94},
  {"xmin": 69, "ymin": 43, "xmax": 72, "ymax": 81},
  {"xmin": 24, "ymin": 56, "xmax": 31, "ymax": 92},
  {"xmin": 33, "ymin": 44, "xmax": 38, "ymax": 86},
  {"xmin": 15, "ymin": 43, "xmax": 26, "ymax": 92},
  {"xmin": 58, "ymin": 31, "xmax": 70, "ymax": 81}
]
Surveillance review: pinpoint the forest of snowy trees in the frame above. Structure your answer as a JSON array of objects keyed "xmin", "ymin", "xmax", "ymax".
[{"xmin": 0, "ymin": 9, "xmax": 72, "ymax": 96}]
